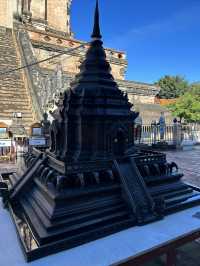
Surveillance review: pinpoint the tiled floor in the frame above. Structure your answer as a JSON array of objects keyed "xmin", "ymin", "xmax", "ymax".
[{"xmin": 165, "ymin": 146, "xmax": 200, "ymax": 187}]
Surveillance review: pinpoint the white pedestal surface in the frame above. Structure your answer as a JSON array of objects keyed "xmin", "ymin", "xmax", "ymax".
[{"xmin": 0, "ymin": 200, "xmax": 199, "ymax": 266}]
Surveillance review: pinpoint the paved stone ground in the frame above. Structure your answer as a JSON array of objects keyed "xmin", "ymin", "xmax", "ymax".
[
  {"xmin": 0, "ymin": 153, "xmax": 22, "ymax": 175},
  {"xmin": 165, "ymin": 146, "xmax": 200, "ymax": 187},
  {"xmin": 0, "ymin": 161, "xmax": 17, "ymax": 175}
]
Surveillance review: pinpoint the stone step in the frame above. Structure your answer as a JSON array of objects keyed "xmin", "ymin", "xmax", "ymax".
[
  {"xmin": 0, "ymin": 92, "xmax": 30, "ymax": 97},
  {"xmin": 0, "ymin": 88, "xmax": 26, "ymax": 91},
  {"xmin": 0, "ymin": 104, "xmax": 32, "ymax": 109},
  {"xmin": 0, "ymin": 113, "xmax": 32, "ymax": 118},
  {"xmin": 0, "ymin": 101, "xmax": 30, "ymax": 106},
  {"xmin": 0, "ymin": 111, "xmax": 33, "ymax": 116},
  {"xmin": 0, "ymin": 113, "xmax": 33, "ymax": 119},
  {"xmin": 0, "ymin": 49, "xmax": 16, "ymax": 54},
  {"xmin": 0, "ymin": 107, "xmax": 32, "ymax": 113},
  {"xmin": 0, "ymin": 75, "xmax": 23, "ymax": 79},
  {"xmin": 0, "ymin": 54, "xmax": 18, "ymax": 58},
  {"xmin": 0, "ymin": 84, "xmax": 26, "ymax": 88},
  {"xmin": 0, "ymin": 98, "xmax": 30, "ymax": 104},
  {"xmin": 0, "ymin": 27, "xmax": 34, "ymax": 129},
  {"xmin": 0, "ymin": 84, "xmax": 26, "ymax": 89},
  {"xmin": 0, "ymin": 121, "xmax": 33, "ymax": 127},
  {"xmin": 0, "ymin": 105, "xmax": 33, "ymax": 111},
  {"xmin": 0, "ymin": 103, "xmax": 32, "ymax": 108},
  {"xmin": 0, "ymin": 116, "xmax": 33, "ymax": 123},
  {"xmin": 0, "ymin": 61, "xmax": 19, "ymax": 66},
  {"xmin": 0, "ymin": 93, "xmax": 29, "ymax": 98},
  {"xmin": 0, "ymin": 56, "xmax": 18, "ymax": 59},
  {"xmin": 0, "ymin": 81, "xmax": 24, "ymax": 85},
  {"xmin": 0, "ymin": 111, "xmax": 32, "ymax": 116}
]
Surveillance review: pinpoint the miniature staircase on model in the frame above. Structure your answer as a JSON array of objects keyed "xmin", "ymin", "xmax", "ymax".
[
  {"xmin": 134, "ymin": 150, "xmax": 200, "ymax": 213},
  {"xmin": 113, "ymin": 157, "xmax": 157, "ymax": 224},
  {"xmin": 3, "ymin": 148, "xmax": 200, "ymax": 262},
  {"xmin": 6, "ymin": 150, "xmax": 139, "ymax": 259}
]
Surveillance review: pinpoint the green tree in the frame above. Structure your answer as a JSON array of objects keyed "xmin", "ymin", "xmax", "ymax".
[
  {"xmin": 155, "ymin": 75, "xmax": 189, "ymax": 99},
  {"xmin": 168, "ymin": 83, "xmax": 200, "ymax": 122}
]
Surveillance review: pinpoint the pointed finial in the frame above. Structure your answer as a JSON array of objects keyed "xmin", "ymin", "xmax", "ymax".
[{"xmin": 91, "ymin": 0, "xmax": 102, "ymax": 40}]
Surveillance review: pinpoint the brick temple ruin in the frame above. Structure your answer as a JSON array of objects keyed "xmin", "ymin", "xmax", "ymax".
[{"xmin": 0, "ymin": 0, "xmax": 172, "ymax": 135}]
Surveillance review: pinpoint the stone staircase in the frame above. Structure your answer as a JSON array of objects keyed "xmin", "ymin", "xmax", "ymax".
[{"xmin": 0, "ymin": 27, "xmax": 34, "ymax": 131}]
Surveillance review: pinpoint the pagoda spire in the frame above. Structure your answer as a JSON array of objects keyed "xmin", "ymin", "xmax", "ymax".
[{"xmin": 91, "ymin": 0, "xmax": 102, "ymax": 40}]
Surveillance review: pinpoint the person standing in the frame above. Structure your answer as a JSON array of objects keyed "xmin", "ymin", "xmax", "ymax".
[
  {"xmin": 134, "ymin": 115, "xmax": 143, "ymax": 144},
  {"xmin": 158, "ymin": 112, "xmax": 166, "ymax": 141}
]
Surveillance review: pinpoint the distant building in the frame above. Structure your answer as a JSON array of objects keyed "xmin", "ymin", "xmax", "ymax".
[{"xmin": 0, "ymin": 0, "xmax": 171, "ymax": 133}]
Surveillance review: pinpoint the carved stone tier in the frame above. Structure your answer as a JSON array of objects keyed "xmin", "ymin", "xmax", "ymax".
[
  {"xmin": 1, "ymin": 2, "xmax": 200, "ymax": 262},
  {"xmin": 1, "ymin": 147, "xmax": 200, "ymax": 261}
]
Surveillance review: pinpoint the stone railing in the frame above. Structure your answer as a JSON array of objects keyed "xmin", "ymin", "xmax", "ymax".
[{"xmin": 14, "ymin": 27, "xmax": 43, "ymax": 121}]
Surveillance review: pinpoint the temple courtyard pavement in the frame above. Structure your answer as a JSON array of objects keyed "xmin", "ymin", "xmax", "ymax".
[{"xmin": 165, "ymin": 145, "xmax": 200, "ymax": 187}]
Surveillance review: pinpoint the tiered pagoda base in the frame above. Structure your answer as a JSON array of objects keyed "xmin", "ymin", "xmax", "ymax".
[
  {"xmin": 1, "ymin": 148, "xmax": 200, "ymax": 261},
  {"xmin": 1, "ymin": 1, "xmax": 200, "ymax": 262}
]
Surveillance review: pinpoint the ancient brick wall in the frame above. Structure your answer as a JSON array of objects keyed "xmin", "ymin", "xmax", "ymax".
[
  {"xmin": 0, "ymin": 0, "xmax": 13, "ymax": 28},
  {"xmin": 131, "ymin": 95, "xmax": 156, "ymax": 104},
  {"xmin": 0, "ymin": 27, "xmax": 34, "ymax": 129},
  {"xmin": 28, "ymin": 29, "xmax": 127, "ymax": 80},
  {"xmin": 31, "ymin": 0, "xmax": 46, "ymax": 21},
  {"xmin": 47, "ymin": 0, "xmax": 71, "ymax": 34}
]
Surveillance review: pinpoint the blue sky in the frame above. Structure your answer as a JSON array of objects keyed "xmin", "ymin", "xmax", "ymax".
[{"xmin": 71, "ymin": 0, "xmax": 200, "ymax": 84}]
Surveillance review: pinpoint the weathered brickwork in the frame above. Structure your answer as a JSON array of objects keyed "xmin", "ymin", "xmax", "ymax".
[
  {"xmin": 0, "ymin": 27, "xmax": 34, "ymax": 128},
  {"xmin": 47, "ymin": 0, "xmax": 71, "ymax": 34},
  {"xmin": 28, "ymin": 29, "xmax": 127, "ymax": 80},
  {"xmin": 0, "ymin": 0, "xmax": 13, "ymax": 28},
  {"xmin": 0, "ymin": 0, "xmax": 165, "ymax": 129},
  {"xmin": 29, "ymin": 0, "xmax": 72, "ymax": 34},
  {"xmin": 31, "ymin": 0, "xmax": 46, "ymax": 21},
  {"xmin": 131, "ymin": 95, "xmax": 155, "ymax": 104}
]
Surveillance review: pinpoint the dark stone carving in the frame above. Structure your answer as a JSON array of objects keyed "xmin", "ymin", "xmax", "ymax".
[
  {"xmin": 0, "ymin": 181, "xmax": 9, "ymax": 207},
  {"xmin": 41, "ymin": 113, "xmax": 50, "ymax": 135},
  {"xmin": 1, "ymin": 1, "xmax": 200, "ymax": 262}
]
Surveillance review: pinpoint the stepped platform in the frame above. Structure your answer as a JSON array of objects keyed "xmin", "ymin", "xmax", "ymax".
[
  {"xmin": 0, "ymin": 3, "xmax": 199, "ymax": 262},
  {"xmin": 0, "ymin": 148, "xmax": 199, "ymax": 261},
  {"xmin": 0, "ymin": 27, "xmax": 34, "ymax": 131}
]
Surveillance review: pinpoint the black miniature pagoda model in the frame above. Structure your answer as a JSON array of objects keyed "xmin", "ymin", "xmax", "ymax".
[{"xmin": 1, "ymin": 1, "xmax": 200, "ymax": 262}]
